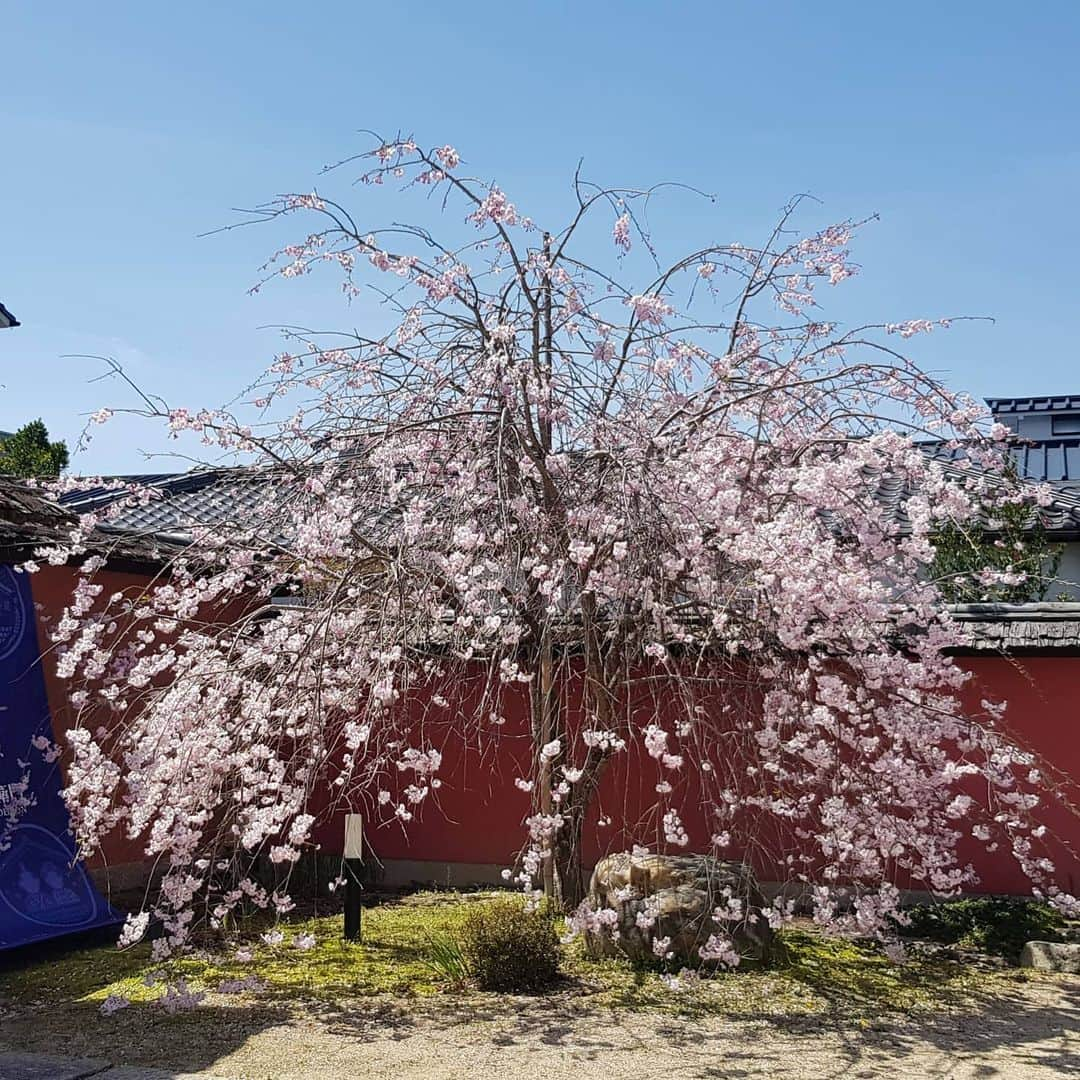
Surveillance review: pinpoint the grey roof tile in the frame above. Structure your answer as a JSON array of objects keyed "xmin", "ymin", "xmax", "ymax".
[
  {"xmin": 920, "ymin": 437, "xmax": 1080, "ymax": 485},
  {"xmin": 58, "ymin": 443, "xmax": 1080, "ymax": 545},
  {"xmin": 948, "ymin": 603, "xmax": 1080, "ymax": 651},
  {"xmin": 44, "ymin": 469, "xmax": 1080, "ymax": 650},
  {"xmin": 60, "ymin": 470, "xmax": 287, "ymax": 539},
  {"xmin": 916, "ymin": 441, "xmax": 1080, "ymax": 532}
]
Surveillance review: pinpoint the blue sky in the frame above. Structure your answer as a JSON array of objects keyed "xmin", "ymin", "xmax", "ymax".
[{"xmin": 2, "ymin": 1, "xmax": 1079, "ymax": 472}]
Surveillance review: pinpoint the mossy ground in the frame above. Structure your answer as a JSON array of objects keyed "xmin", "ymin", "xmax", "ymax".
[
  {"xmin": 561, "ymin": 929, "xmax": 1028, "ymax": 1020},
  {"xmin": 0, "ymin": 891, "xmax": 1033, "ymax": 1023}
]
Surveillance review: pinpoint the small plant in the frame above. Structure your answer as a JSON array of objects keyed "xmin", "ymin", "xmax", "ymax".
[
  {"xmin": 459, "ymin": 896, "xmax": 561, "ymax": 992},
  {"xmin": 422, "ymin": 929, "xmax": 470, "ymax": 989},
  {"xmin": 895, "ymin": 897, "xmax": 1066, "ymax": 960}
]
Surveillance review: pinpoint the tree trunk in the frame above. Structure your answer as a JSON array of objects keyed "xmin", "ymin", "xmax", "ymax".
[
  {"xmin": 537, "ymin": 637, "xmax": 556, "ymax": 900},
  {"xmin": 553, "ymin": 797, "xmax": 589, "ymax": 909},
  {"xmin": 529, "ymin": 636, "xmax": 608, "ymax": 910}
]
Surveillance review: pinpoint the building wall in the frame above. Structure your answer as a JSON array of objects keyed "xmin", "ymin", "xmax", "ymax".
[
  {"xmin": 31, "ymin": 563, "xmax": 165, "ymax": 873},
  {"xmin": 26, "ymin": 565, "xmax": 1080, "ymax": 900},
  {"xmin": 320, "ymin": 656, "xmax": 1080, "ymax": 899},
  {"xmin": 1056, "ymin": 541, "xmax": 1080, "ymax": 599},
  {"xmin": 1001, "ymin": 410, "xmax": 1080, "ymax": 441},
  {"xmin": 955, "ymin": 655, "xmax": 1080, "ymax": 895}
]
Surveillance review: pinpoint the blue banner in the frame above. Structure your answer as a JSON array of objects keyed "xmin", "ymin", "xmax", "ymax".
[{"xmin": 0, "ymin": 564, "xmax": 120, "ymax": 949}]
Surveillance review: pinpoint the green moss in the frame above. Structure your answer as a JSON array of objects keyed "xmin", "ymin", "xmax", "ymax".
[
  {"xmin": 769, "ymin": 930, "xmax": 993, "ymax": 1014},
  {"xmin": 0, "ymin": 937, "xmax": 154, "ymax": 1005},
  {"xmin": 562, "ymin": 929, "xmax": 998, "ymax": 1020},
  {"xmin": 0, "ymin": 894, "xmax": 1026, "ymax": 1023},
  {"xmin": 0, "ymin": 892, "xmax": 481, "ymax": 1007}
]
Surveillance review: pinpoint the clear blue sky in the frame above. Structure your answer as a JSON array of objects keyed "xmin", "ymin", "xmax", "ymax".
[{"xmin": 2, "ymin": 1, "xmax": 1079, "ymax": 473}]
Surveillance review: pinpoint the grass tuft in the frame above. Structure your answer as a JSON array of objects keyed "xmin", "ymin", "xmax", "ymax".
[{"xmin": 421, "ymin": 929, "xmax": 470, "ymax": 989}]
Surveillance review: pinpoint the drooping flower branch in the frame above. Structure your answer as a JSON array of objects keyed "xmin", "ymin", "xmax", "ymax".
[{"xmin": 38, "ymin": 133, "xmax": 1079, "ymax": 962}]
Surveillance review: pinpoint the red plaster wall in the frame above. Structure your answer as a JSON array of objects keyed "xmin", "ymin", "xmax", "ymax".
[
  {"xmin": 30, "ymin": 564, "xmax": 164, "ymax": 871},
  {"xmin": 25, "ymin": 564, "xmax": 1080, "ymax": 896},
  {"xmin": 954, "ymin": 656, "xmax": 1080, "ymax": 895},
  {"xmin": 351, "ymin": 657, "xmax": 1080, "ymax": 896}
]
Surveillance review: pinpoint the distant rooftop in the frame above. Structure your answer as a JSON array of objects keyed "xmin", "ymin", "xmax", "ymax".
[
  {"xmin": 923, "ymin": 437, "xmax": 1080, "ymax": 489},
  {"xmin": 1004, "ymin": 438, "xmax": 1080, "ymax": 486},
  {"xmin": 60, "ymin": 469, "xmax": 286, "ymax": 541},
  {"xmin": 985, "ymin": 395, "xmax": 1080, "ymax": 414},
  {"xmin": 48, "ymin": 395, "xmax": 1080, "ymax": 544},
  {"xmin": 986, "ymin": 394, "xmax": 1080, "ymax": 448}
]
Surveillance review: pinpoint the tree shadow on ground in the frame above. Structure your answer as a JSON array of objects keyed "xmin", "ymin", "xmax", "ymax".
[
  {"xmin": 861, "ymin": 975, "xmax": 1080, "ymax": 1078},
  {"xmin": 638, "ymin": 980, "xmax": 1080, "ymax": 1078},
  {"xmin": 2, "ymin": 926, "xmax": 1078, "ymax": 1079},
  {"xmin": 0, "ymin": 998, "xmax": 296, "ymax": 1075},
  {"xmin": 307, "ymin": 971, "xmax": 1080, "ymax": 1080},
  {"xmin": 1, "ymin": 975, "xmax": 1077, "ymax": 1078}
]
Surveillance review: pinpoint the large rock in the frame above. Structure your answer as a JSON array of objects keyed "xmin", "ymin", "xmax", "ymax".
[
  {"xmin": 584, "ymin": 852, "xmax": 773, "ymax": 965},
  {"xmin": 1019, "ymin": 940, "xmax": 1080, "ymax": 973}
]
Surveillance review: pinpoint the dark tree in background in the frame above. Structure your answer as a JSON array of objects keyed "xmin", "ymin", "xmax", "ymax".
[{"xmin": 0, "ymin": 419, "xmax": 70, "ymax": 478}]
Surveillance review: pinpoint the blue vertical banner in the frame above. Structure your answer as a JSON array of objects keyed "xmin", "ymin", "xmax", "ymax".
[{"xmin": 0, "ymin": 564, "xmax": 120, "ymax": 949}]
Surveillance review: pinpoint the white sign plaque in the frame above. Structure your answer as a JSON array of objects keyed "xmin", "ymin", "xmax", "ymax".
[{"xmin": 344, "ymin": 814, "xmax": 363, "ymax": 860}]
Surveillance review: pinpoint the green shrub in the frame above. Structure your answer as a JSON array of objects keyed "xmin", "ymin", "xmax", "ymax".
[
  {"xmin": 459, "ymin": 896, "xmax": 561, "ymax": 991},
  {"xmin": 896, "ymin": 897, "xmax": 1065, "ymax": 960}
]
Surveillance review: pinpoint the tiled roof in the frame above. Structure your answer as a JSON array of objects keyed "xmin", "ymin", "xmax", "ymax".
[
  {"xmin": 58, "ymin": 447, "xmax": 1080, "ymax": 545},
  {"xmin": 0, "ymin": 477, "xmax": 174, "ymax": 566},
  {"xmin": 985, "ymin": 395, "xmax": 1080, "ymax": 414},
  {"xmin": 60, "ymin": 470, "xmax": 288, "ymax": 540},
  {"xmin": 948, "ymin": 603, "xmax": 1080, "ymax": 652},
  {"xmin": 44, "ymin": 469, "xmax": 1080, "ymax": 649},
  {"xmin": 59, "ymin": 466, "xmax": 402, "ymax": 550},
  {"xmin": 887, "ymin": 449, "xmax": 1080, "ymax": 536},
  {"xmin": 922, "ymin": 438, "xmax": 1080, "ymax": 490}
]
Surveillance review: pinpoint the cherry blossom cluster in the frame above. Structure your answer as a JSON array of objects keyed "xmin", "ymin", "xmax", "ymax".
[{"xmin": 37, "ymin": 132, "xmax": 1079, "ymax": 962}]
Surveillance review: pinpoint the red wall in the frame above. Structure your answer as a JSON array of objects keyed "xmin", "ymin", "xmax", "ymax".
[
  {"xmin": 28, "ymin": 564, "xmax": 1080, "ymax": 896},
  {"xmin": 956, "ymin": 656, "xmax": 1080, "ymax": 895},
  {"xmin": 350, "ymin": 657, "xmax": 1080, "ymax": 897},
  {"xmin": 32, "ymin": 564, "xmax": 172, "ymax": 872}
]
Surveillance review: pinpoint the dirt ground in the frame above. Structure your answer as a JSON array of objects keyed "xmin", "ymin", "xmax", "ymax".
[{"xmin": 2, "ymin": 974, "xmax": 1079, "ymax": 1080}]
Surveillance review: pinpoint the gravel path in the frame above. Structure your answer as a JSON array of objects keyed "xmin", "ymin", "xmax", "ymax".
[{"xmin": 2, "ymin": 975, "xmax": 1078, "ymax": 1079}]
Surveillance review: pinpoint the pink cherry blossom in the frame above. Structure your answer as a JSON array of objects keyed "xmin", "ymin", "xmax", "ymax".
[
  {"xmin": 39, "ymin": 132, "xmax": 1079, "ymax": 959},
  {"xmin": 612, "ymin": 213, "xmax": 632, "ymax": 252}
]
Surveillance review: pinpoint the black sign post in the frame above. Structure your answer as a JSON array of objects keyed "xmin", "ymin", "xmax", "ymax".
[{"xmin": 343, "ymin": 814, "xmax": 363, "ymax": 943}]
